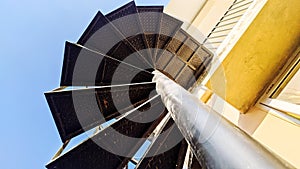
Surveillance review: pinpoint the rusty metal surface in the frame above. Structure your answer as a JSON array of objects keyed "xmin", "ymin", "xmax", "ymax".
[
  {"xmin": 105, "ymin": 39, "xmax": 150, "ymax": 69},
  {"xmin": 48, "ymin": 2, "xmax": 217, "ymax": 169},
  {"xmin": 137, "ymin": 6, "xmax": 163, "ymax": 33},
  {"xmin": 177, "ymin": 39, "xmax": 199, "ymax": 61},
  {"xmin": 77, "ymin": 11, "xmax": 109, "ymax": 45},
  {"xmin": 60, "ymin": 42, "xmax": 153, "ymax": 86},
  {"xmin": 62, "ymin": 5, "xmax": 212, "ymax": 88},
  {"xmin": 191, "ymin": 156, "xmax": 202, "ymax": 169},
  {"xmin": 45, "ymin": 83, "xmax": 156, "ymax": 142},
  {"xmin": 46, "ymin": 96, "xmax": 166, "ymax": 169},
  {"xmin": 136, "ymin": 119, "xmax": 187, "ymax": 169},
  {"xmin": 166, "ymin": 30, "xmax": 187, "ymax": 54},
  {"xmin": 155, "ymin": 29, "xmax": 214, "ymax": 88},
  {"xmin": 137, "ymin": 6, "xmax": 163, "ymax": 59},
  {"xmin": 194, "ymin": 49, "xmax": 213, "ymax": 82},
  {"xmin": 76, "ymin": 6, "xmax": 151, "ymax": 68},
  {"xmin": 105, "ymin": 1, "xmax": 139, "ymax": 37},
  {"xmin": 76, "ymin": 11, "xmax": 124, "ymax": 55},
  {"xmin": 175, "ymin": 65, "xmax": 196, "ymax": 88},
  {"xmin": 105, "ymin": 2, "xmax": 153, "ymax": 67},
  {"xmin": 155, "ymin": 13, "xmax": 183, "ymax": 60},
  {"xmin": 164, "ymin": 56, "xmax": 185, "ymax": 78},
  {"xmin": 156, "ymin": 52, "xmax": 173, "ymax": 70}
]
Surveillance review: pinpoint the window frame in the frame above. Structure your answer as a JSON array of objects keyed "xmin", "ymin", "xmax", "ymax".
[
  {"xmin": 259, "ymin": 46, "xmax": 300, "ymax": 126},
  {"xmin": 201, "ymin": 0, "xmax": 268, "ymax": 85}
]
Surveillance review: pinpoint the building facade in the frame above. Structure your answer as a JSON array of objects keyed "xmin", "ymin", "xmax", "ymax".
[{"xmin": 165, "ymin": 0, "xmax": 300, "ymax": 167}]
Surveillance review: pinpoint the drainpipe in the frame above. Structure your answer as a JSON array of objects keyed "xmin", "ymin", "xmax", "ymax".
[{"xmin": 152, "ymin": 71, "xmax": 294, "ymax": 169}]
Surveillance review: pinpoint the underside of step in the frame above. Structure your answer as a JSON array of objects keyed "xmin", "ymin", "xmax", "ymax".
[{"xmin": 45, "ymin": 1, "xmax": 212, "ymax": 168}]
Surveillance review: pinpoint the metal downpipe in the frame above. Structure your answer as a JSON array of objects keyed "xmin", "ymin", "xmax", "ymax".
[{"xmin": 153, "ymin": 71, "xmax": 294, "ymax": 169}]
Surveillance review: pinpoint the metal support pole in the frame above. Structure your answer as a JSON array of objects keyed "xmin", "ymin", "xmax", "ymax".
[{"xmin": 152, "ymin": 71, "xmax": 294, "ymax": 169}]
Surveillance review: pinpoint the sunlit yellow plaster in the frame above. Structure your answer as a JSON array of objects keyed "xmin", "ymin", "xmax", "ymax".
[{"xmin": 208, "ymin": 0, "xmax": 300, "ymax": 112}]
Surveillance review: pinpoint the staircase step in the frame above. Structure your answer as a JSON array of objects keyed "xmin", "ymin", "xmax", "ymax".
[
  {"xmin": 136, "ymin": 119, "xmax": 187, "ymax": 169},
  {"xmin": 156, "ymin": 29, "xmax": 214, "ymax": 89},
  {"xmin": 155, "ymin": 13, "xmax": 183, "ymax": 61},
  {"xmin": 60, "ymin": 42, "xmax": 153, "ymax": 86},
  {"xmin": 106, "ymin": 1, "xmax": 153, "ymax": 67},
  {"xmin": 45, "ymin": 83, "xmax": 156, "ymax": 142},
  {"xmin": 137, "ymin": 6, "xmax": 164, "ymax": 62},
  {"xmin": 46, "ymin": 96, "xmax": 166, "ymax": 169}
]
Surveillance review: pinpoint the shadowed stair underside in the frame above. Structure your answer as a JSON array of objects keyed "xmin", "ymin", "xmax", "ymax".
[{"xmin": 45, "ymin": 1, "xmax": 213, "ymax": 169}]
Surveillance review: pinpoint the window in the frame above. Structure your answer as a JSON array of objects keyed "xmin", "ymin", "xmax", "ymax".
[{"xmin": 261, "ymin": 46, "xmax": 300, "ymax": 124}]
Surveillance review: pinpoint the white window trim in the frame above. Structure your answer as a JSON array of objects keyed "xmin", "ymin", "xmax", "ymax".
[
  {"xmin": 262, "ymin": 98, "xmax": 300, "ymax": 117},
  {"xmin": 260, "ymin": 98, "xmax": 300, "ymax": 126},
  {"xmin": 257, "ymin": 102, "xmax": 300, "ymax": 127},
  {"xmin": 259, "ymin": 46, "xmax": 300, "ymax": 125},
  {"xmin": 202, "ymin": 0, "xmax": 268, "ymax": 85}
]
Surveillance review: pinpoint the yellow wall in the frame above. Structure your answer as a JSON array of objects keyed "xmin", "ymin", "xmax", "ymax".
[
  {"xmin": 166, "ymin": 0, "xmax": 300, "ymax": 167},
  {"xmin": 253, "ymin": 112, "xmax": 300, "ymax": 167},
  {"xmin": 209, "ymin": 0, "xmax": 300, "ymax": 112},
  {"xmin": 206, "ymin": 92, "xmax": 300, "ymax": 167}
]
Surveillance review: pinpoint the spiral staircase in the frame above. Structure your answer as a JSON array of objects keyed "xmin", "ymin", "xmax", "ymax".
[{"xmin": 45, "ymin": 2, "xmax": 213, "ymax": 169}]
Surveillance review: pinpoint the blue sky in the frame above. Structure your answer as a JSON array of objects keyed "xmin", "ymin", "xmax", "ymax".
[{"xmin": 0, "ymin": 0, "xmax": 169, "ymax": 168}]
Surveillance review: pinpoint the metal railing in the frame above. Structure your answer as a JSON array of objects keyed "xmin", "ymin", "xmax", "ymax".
[{"xmin": 203, "ymin": 0, "xmax": 254, "ymax": 50}]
